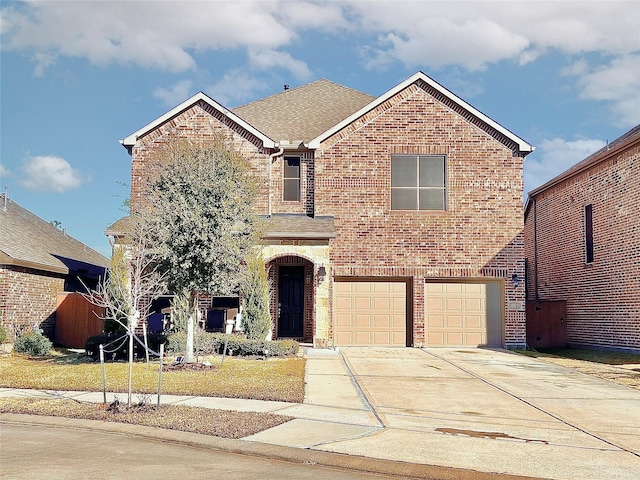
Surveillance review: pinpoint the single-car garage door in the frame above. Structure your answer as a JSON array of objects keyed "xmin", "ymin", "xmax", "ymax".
[
  {"xmin": 424, "ymin": 282, "xmax": 502, "ymax": 347},
  {"xmin": 333, "ymin": 280, "xmax": 407, "ymax": 346}
]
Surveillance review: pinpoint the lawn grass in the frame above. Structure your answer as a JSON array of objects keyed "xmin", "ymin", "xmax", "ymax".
[
  {"xmin": 0, "ymin": 349, "xmax": 306, "ymax": 403},
  {"xmin": 517, "ymin": 347, "xmax": 640, "ymax": 366},
  {"xmin": 515, "ymin": 346, "xmax": 640, "ymax": 389}
]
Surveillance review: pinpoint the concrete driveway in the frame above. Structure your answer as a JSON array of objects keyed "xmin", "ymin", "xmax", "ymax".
[{"xmin": 313, "ymin": 347, "xmax": 640, "ymax": 480}]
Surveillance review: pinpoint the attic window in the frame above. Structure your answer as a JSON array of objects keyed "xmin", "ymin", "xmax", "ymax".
[
  {"xmin": 391, "ymin": 154, "xmax": 446, "ymax": 210},
  {"xmin": 283, "ymin": 156, "xmax": 300, "ymax": 202}
]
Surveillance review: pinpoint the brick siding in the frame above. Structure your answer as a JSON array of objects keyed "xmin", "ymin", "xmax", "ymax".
[
  {"xmin": 127, "ymin": 81, "xmax": 528, "ymax": 347},
  {"xmin": 0, "ymin": 266, "xmax": 64, "ymax": 341},
  {"xmin": 315, "ymin": 83, "xmax": 526, "ymax": 346},
  {"xmin": 524, "ymin": 135, "xmax": 639, "ymax": 350}
]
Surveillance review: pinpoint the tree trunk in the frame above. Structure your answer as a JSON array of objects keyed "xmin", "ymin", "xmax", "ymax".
[
  {"xmin": 128, "ymin": 330, "xmax": 133, "ymax": 405},
  {"xmin": 184, "ymin": 291, "xmax": 196, "ymax": 363}
]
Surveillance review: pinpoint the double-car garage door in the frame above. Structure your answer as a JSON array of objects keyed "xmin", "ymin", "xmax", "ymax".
[{"xmin": 333, "ymin": 279, "xmax": 502, "ymax": 347}]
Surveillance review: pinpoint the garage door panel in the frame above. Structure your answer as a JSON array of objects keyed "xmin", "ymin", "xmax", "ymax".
[
  {"xmin": 424, "ymin": 282, "xmax": 501, "ymax": 347},
  {"xmin": 334, "ymin": 280, "xmax": 406, "ymax": 346}
]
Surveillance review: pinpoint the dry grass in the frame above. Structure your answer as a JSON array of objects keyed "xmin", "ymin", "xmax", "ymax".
[
  {"xmin": 0, "ymin": 349, "xmax": 305, "ymax": 438},
  {"xmin": 516, "ymin": 348, "xmax": 640, "ymax": 389},
  {"xmin": 0, "ymin": 397, "xmax": 291, "ymax": 438},
  {"xmin": 0, "ymin": 350, "xmax": 306, "ymax": 402}
]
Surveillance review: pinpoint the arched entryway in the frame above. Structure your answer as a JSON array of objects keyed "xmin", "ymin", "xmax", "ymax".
[{"xmin": 265, "ymin": 255, "xmax": 315, "ymax": 343}]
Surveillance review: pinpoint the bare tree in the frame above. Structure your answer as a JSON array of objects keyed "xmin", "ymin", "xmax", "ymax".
[{"xmin": 83, "ymin": 214, "xmax": 167, "ymax": 405}]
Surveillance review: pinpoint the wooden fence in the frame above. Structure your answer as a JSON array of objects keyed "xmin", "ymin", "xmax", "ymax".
[
  {"xmin": 55, "ymin": 293, "xmax": 104, "ymax": 348},
  {"xmin": 526, "ymin": 300, "xmax": 567, "ymax": 349}
]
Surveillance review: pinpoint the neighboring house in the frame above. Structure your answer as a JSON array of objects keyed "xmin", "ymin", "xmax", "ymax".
[
  {"xmin": 116, "ymin": 72, "xmax": 534, "ymax": 348},
  {"xmin": 524, "ymin": 125, "xmax": 640, "ymax": 352},
  {"xmin": 0, "ymin": 193, "xmax": 110, "ymax": 342}
]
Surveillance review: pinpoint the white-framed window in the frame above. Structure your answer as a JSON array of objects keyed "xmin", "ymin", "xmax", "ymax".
[
  {"xmin": 283, "ymin": 156, "xmax": 300, "ymax": 202},
  {"xmin": 391, "ymin": 154, "xmax": 446, "ymax": 210}
]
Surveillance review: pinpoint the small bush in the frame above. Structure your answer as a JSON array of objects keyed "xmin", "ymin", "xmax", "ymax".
[
  {"xmin": 14, "ymin": 331, "xmax": 53, "ymax": 356},
  {"xmin": 85, "ymin": 332, "xmax": 167, "ymax": 361},
  {"xmin": 0, "ymin": 325, "xmax": 7, "ymax": 344},
  {"xmin": 165, "ymin": 332, "xmax": 299, "ymax": 357}
]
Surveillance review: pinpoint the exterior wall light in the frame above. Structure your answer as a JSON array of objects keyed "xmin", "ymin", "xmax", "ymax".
[
  {"xmin": 317, "ymin": 265, "xmax": 326, "ymax": 282},
  {"xmin": 511, "ymin": 273, "xmax": 520, "ymax": 289}
]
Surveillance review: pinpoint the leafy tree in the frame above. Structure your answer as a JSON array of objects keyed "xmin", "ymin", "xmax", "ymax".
[
  {"xmin": 169, "ymin": 288, "xmax": 190, "ymax": 333},
  {"xmin": 241, "ymin": 251, "xmax": 273, "ymax": 340},
  {"xmin": 143, "ymin": 136, "xmax": 260, "ymax": 362}
]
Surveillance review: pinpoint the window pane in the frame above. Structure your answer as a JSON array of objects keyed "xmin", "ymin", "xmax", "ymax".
[
  {"xmin": 419, "ymin": 155, "xmax": 445, "ymax": 187},
  {"xmin": 585, "ymin": 204, "xmax": 594, "ymax": 263},
  {"xmin": 392, "ymin": 155, "xmax": 417, "ymax": 187},
  {"xmin": 284, "ymin": 157, "xmax": 300, "ymax": 179},
  {"xmin": 419, "ymin": 188, "xmax": 445, "ymax": 210},
  {"xmin": 283, "ymin": 179, "xmax": 300, "ymax": 201},
  {"xmin": 391, "ymin": 188, "xmax": 417, "ymax": 210}
]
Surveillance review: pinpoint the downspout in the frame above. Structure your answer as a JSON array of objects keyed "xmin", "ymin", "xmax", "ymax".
[
  {"xmin": 268, "ymin": 147, "xmax": 284, "ymax": 217},
  {"xmin": 533, "ymin": 198, "xmax": 539, "ymax": 302}
]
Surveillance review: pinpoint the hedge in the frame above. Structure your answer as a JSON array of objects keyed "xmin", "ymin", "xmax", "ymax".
[{"xmin": 165, "ymin": 332, "xmax": 299, "ymax": 357}]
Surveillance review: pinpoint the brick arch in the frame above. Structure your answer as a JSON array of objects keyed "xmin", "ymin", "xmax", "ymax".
[{"xmin": 264, "ymin": 255, "xmax": 315, "ymax": 343}]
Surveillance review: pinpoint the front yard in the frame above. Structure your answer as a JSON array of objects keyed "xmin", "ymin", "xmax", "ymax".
[
  {"xmin": 0, "ymin": 349, "xmax": 306, "ymax": 438},
  {"xmin": 0, "ymin": 349, "xmax": 306, "ymax": 402}
]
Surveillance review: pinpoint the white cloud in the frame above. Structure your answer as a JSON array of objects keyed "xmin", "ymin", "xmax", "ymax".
[
  {"xmin": 350, "ymin": 1, "xmax": 639, "ymax": 71},
  {"xmin": 20, "ymin": 155, "xmax": 90, "ymax": 193},
  {"xmin": 153, "ymin": 80, "xmax": 194, "ymax": 107},
  {"xmin": 0, "ymin": 164, "xmax": 10, "ymax": 177},
  {"xmin": 247, "ymin": 48, "xmax": 312, "ymax": 80},
  {"xmin": 524, "ymin": 137, "xmax": 606, "ymax": 194},
  {"xmin": 206, "ymin": 71, "xmax": 269, "ymax": 106},
  {"xmin": 572, "ymin": 55, "xmax": 640, "ymax": 127}
]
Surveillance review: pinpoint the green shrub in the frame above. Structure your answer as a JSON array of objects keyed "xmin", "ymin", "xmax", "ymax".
[
  {"xmin": 241, "ymin": 252, "xmax": 273, "ymax": 340},
  {"xmin": 165, "ymin": 331, "xmax": 299, "ymax": 357},
  {"xmin": 85, "ymin": 332, "xmax": 167, "ymax": 361},
  {"xmin": 14, "ymin": 331, "xmax": 53, "ymax": 356},
  {"xmin": 0, "ymin": 325, "xmax": 7, "ymax": 344}
]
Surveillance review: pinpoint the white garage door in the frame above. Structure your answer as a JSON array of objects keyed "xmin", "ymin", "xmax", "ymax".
[
  {"xmin": 424, "ymin": 282, "xmax": 502, "ymax": 347},
  {"xmin": 333, "ymin": 280, "xmax": 407, "ymax": 346}
]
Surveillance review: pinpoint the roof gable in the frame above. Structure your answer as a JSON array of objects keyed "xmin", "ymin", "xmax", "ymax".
[
  {"xmin": 308, "ymin": 71, "xmax": 534, "ymax": 156},
  {"xmin": 120, "ymin": 92, "xmax": 276, "ymax": 150},
  {"xmin": 0, "ymin": 195, "xmax": 110, "ymax": 274},
  {"xmin": 232, "ymin": 79, "xmax": 375, "ymax": 144}
]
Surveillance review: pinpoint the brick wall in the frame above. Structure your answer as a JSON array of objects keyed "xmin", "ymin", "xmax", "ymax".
[
  {"xmin": 524, "ymin": 136, "xmax": 640, "ymax": 350},
  {"xmin": 0, "ymin": 266, "xmax": 64, "ymax": 341},
  {"xmin": 130, "ymin": 101, "xmax": 271, "ymax": 215},
  {"xmin": 315, "ymin": 82, "xmax": 527, "ymax": 346}
]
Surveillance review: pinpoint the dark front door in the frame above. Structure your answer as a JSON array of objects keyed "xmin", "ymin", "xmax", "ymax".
[{"xmin": 278, "ymin": 266, "xmax": 305, "ymax": 337}]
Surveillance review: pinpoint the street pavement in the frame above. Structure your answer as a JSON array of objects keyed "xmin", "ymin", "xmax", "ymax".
[{"xmin": 1, "ymin": 347, "xmax": 639, "ymax": 480}]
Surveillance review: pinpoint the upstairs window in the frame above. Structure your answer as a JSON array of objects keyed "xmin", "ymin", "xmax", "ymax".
[
  {"xmin": 391, "ymin": 154, "xmax": 446, "ymax": 210},
  {"xmin": 585, "ymin": 204, "xmax": 594, "ymax": 263},
  {"xmin": 283, "ymin": 156, "xmax": 300, "ymax": 202}
]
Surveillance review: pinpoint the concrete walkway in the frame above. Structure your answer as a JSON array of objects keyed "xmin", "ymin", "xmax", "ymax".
[{"xmin": 1, "ymin": 347, "xmax": 639, "ymax": 480}]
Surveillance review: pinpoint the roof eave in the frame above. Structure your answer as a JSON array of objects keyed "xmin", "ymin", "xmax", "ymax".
[
  {"xmin": 0, "ymin": 252, "xmax": 68, "ymax": 275},
  {"xmin": 308, "ymin": 71, "xmax": 534, "ymax": 155},
  {"xmin": 527, "ymin": 131, "xmax": 638, "ymax": 198},
  {"xmin": 120, "ymin": 92, "xmax": 276, "ymax": 151},
  {"xmin": 261, "ymin": 232, "xmax": 337, "ymax": 240}
]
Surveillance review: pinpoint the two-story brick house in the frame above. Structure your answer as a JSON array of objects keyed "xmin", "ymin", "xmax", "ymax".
[
  {"xmin": 524, "ymin": 125, "xmax": 640, "ymax": 352},
  {"xmin": 118, "ymin": 72, "xmax": 533, "ymax": 348}
]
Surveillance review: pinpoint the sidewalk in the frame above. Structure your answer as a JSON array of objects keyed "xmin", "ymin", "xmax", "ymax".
[{"xmin": 2, "ymin": 347, "xmax": 639, "ymax": 480}]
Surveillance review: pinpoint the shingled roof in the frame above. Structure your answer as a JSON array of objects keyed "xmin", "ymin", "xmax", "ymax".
[
  {"xmin": 232, "ymin": 79, "xmax": 375, "ymax": 144},
  {"xmin": 0, "ymin": 194, "xmax": 110, "ymax": 275}
]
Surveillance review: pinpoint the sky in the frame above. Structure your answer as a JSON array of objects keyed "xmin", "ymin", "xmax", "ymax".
[{"xmin": 1, "ymin": 1, "xmax": 639, "ymax": 258}]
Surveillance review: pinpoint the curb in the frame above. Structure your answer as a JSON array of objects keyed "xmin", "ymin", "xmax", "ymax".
[{"xmin": 1, "ymin": 413, "xmax": 545, "ymax": 480}]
